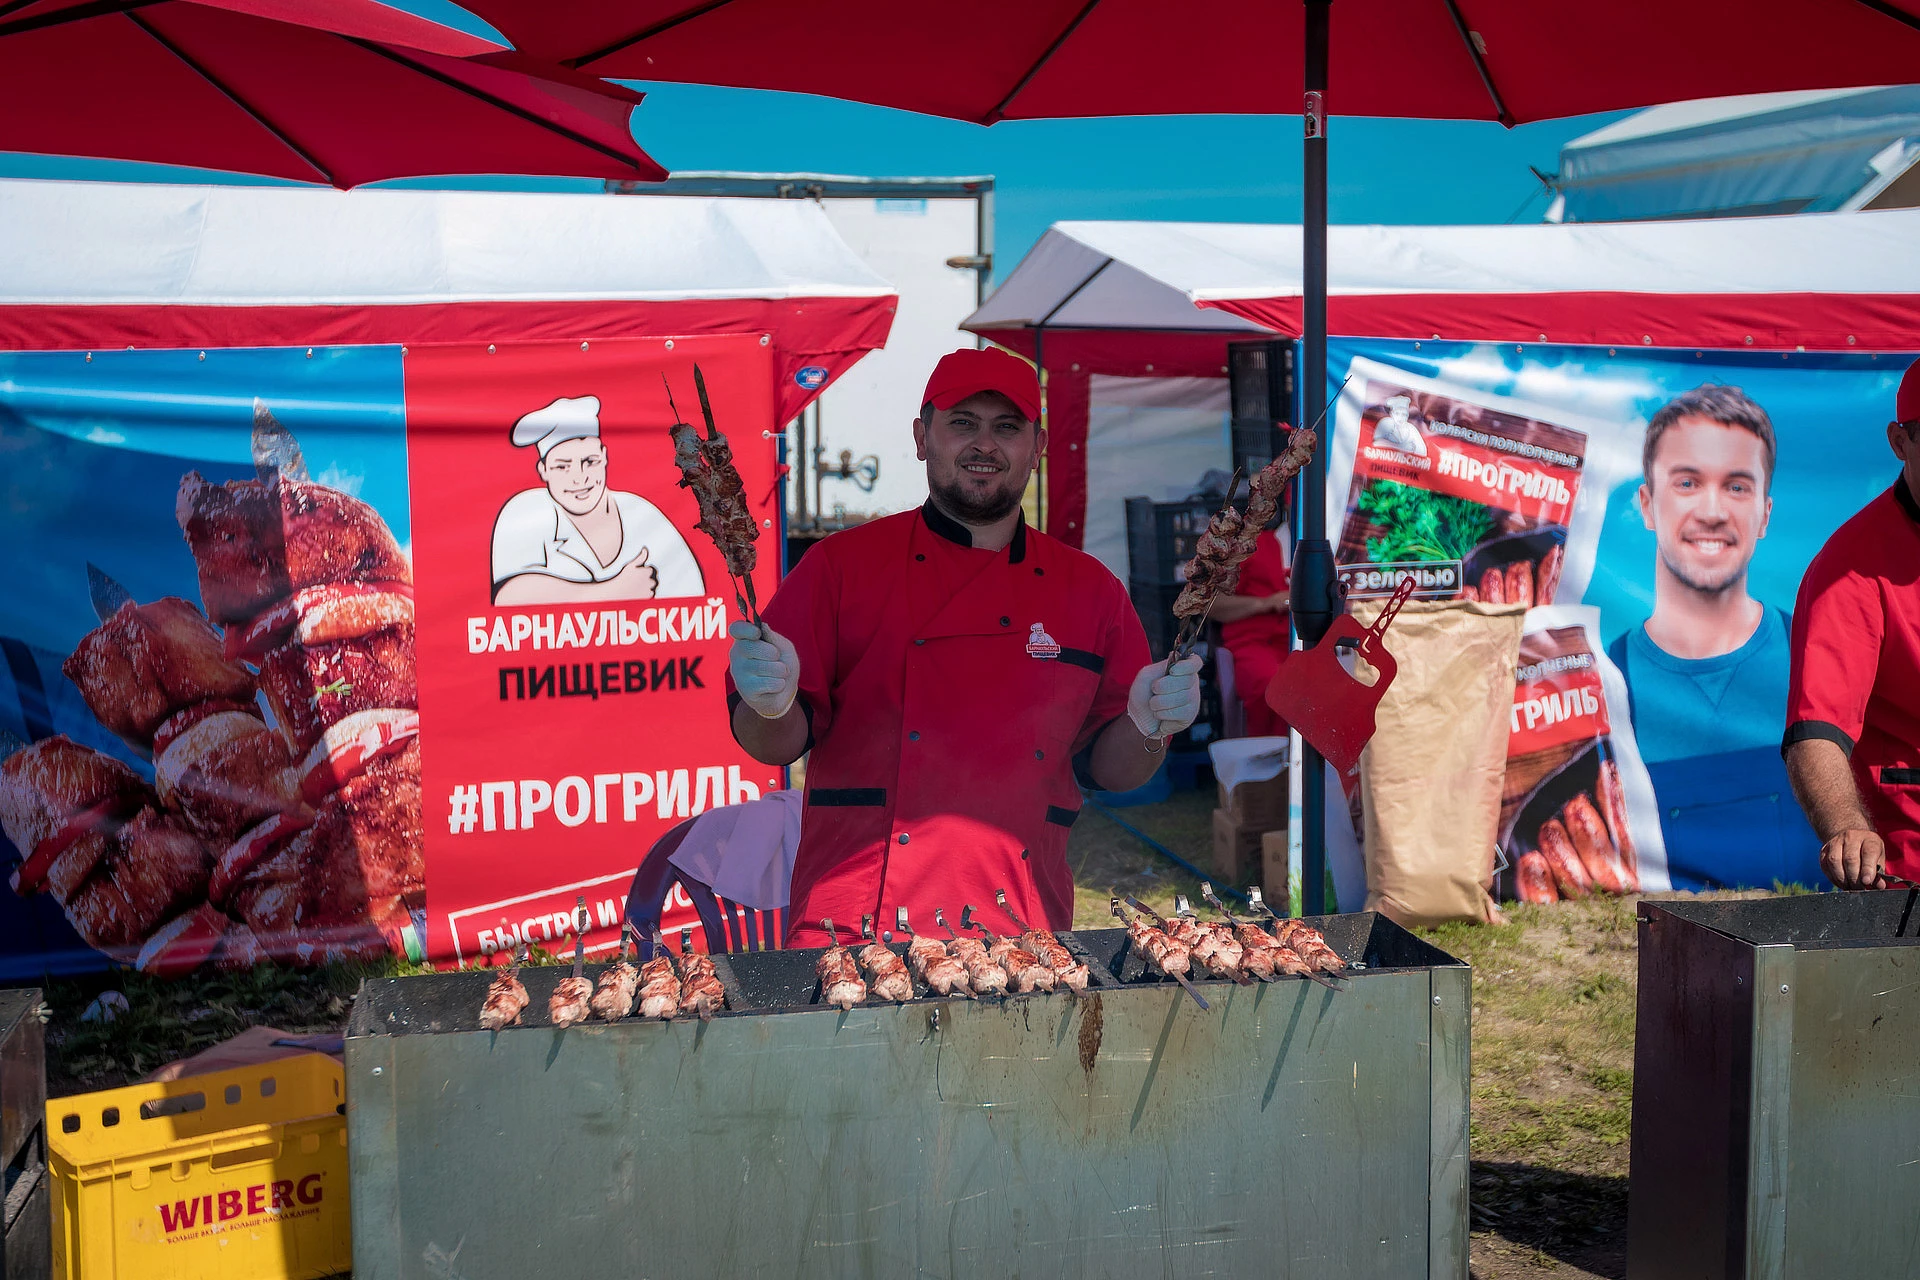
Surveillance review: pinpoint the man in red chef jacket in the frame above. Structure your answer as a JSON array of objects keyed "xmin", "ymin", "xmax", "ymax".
[
  {"xmin": 1782, "ymin": 357, "xmax": 1920, "ymax": 889},
  {"xmin": 725, "ymin": 348, "xmax": 1203, "ymax": 947}
]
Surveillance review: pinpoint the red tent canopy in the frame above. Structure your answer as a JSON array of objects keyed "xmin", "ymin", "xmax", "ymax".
[{"xmin": 967, "ymin": 211, "xmax": 1920, "ymax": 550}]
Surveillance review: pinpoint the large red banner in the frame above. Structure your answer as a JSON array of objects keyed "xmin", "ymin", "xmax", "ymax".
[{"xmin": 405, "ymin": 336, "xmax": 782, "ymax": 965}]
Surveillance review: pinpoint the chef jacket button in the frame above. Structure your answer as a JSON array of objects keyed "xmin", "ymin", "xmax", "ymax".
[
  {"xmin": 898, "ymin": 833, "xmax": 910, "ymax": 845},
  {"xmin": 1035, "ymin": 567, "xmax": 1044, "ymax": 576},
  {"xmin": 914, "ymin": 639, "xmax": 925, "ymax": 646},
  {"xmin": 908, "ymin": 731, "xmax": 921, "ymax": 742},
  {"xmin": 1034, "ymin": 749, "xmax": 1044, "ymax": 760},
  {"xmin": 916, "ymin": 553, "xmax": 926, "ymax": 562},
  {"xmin": 1000, "ymin": 616, "xmax": 1010, "ymax": 627}
]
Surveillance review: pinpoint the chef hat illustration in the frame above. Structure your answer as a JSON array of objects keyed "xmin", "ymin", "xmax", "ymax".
[{"xmin": 511, "ymin": 396, "xmax": 602, "ymax": 457}]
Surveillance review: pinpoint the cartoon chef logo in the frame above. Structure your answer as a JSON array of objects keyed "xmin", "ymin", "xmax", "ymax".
[
  {"xmin": 489, "ymin": 395, "xmax": 707, "ymax": 605},
  {"xmin": 1373, "ymin": 394, "xmax": 1428, "ymax": 457},
  {"xmin": 1025, "ymin": 623, "xmax": 1062, "ymax": 659}
]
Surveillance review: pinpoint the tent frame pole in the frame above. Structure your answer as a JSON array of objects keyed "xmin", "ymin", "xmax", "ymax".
[{"xmin": 1295, "ymin": 0, "xmax": 1334, "ymax": 916}]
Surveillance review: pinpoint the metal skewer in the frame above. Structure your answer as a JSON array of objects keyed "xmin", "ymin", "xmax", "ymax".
[
  {"xmin": 1242, "ymin": 885, "xmax": 1355, "ymax": 982},
  {"xmin": 1885, "ymin": 871, "xmax": 1919, "ymax": 938},
  {"xmin": 1168, "ymin": 893, "xmax": 1255, "ymax": 986},
  {"xmin": 1202, "ymin": 883, "xmax": 1342, "ymax": 991},
  {"xmin": 1112, "ymin": 898, "xmax": 1209, "ymax": 1011},
  {"xmin": 571, "ymin": 895, "xmax": 588, "ymax": 979}
]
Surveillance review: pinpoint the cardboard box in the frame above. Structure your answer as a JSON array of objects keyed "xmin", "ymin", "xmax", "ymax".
[
  {"xmin": 1211, "ymin": 808, "xmax": 1269, "ymax": 885},
  {"xmin": 1261, "ymin": 831, "xmax": 1291, "ymax": 903},
  {"xmin": 1218, "ymin": 772, "xmax": 1287, "ymax": 831}
]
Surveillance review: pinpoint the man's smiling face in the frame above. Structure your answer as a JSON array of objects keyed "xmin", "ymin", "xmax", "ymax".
[
  {"xmin": 913, "ymin": 390, "xmax": 1043, "ymax": 525},
  {"xmin": 538, "ymin": 436, "xmax": 608, "ymax": 517},
  {"xmin": 1640, "ymin": 417, "xmax": 1772, "ymax": 594}
]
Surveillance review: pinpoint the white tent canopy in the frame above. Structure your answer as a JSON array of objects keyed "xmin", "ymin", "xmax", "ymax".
[
  {"xmin": 965, "ymin": 211, "xmax": 1920, "ymax": 347},
  {"xmin": 0, "ymin": 178, "xmax": 894, "ymax": 307}
]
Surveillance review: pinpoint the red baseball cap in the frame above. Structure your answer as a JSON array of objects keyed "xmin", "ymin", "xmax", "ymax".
[
  {"xmin": 921, "ymin": 347, "xmax": 1041, "ymax": 424},
  {"xmin": 1899, "ymin": 356, "xmax": 1920, "ymax": 425}
]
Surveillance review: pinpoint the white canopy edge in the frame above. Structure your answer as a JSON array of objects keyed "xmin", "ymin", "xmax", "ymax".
[
  {"xmin": 0, "ymin": 178, "xmax": 896, "ymax": 307},
  {"xmin": 965, "ymin": 210, "xmax": 1920, "ymax": 332}
]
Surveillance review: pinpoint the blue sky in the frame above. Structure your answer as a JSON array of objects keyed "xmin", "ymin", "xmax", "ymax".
[{"xmin": 0, "ymin": 79, "xmax": 1624, "ymax": 284}]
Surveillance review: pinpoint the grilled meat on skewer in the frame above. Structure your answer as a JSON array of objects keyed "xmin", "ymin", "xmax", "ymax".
[
  {"xmin": 1172, "ymin": 428, "xmax": 1318, "ymax": 622},
  {"xmin": 548, "ymin": 976, "xmax": 593, "ymax": 1027},
  {"xmin": 678, "ymin": 955, "xmax": 727, "ymax": 1019},
  {"xmin": 992, "ymin": 890, "xmax": 1090, "ymax": 991},
  {"xmin": 815, "ymin": 920, "xmax": 867, "ymax": 1010},
  {"xmin": 1197, "ymin": 884, "xmax": 1318, "ymax": 983},
  {"xmin": 856, "ymin": 943, "xmax": 914, "ymax": 1003},
  {"xmin": 592, "ymin": 927, "xmax": 640, "ymax": 1021},
  {"xmin": 63, "ymin": 598, "xmax": 254, "ymax": 747},
  {"xmin": 591, "ymin": 958, "xmax": 640, "ymax": 1020},
  {"xmin": 898, "ymin": 909, "xmax": 971, "ymax": 996},
  {"xmin": 963, "ymin": 905, "xmax": 1053, "ymax": 992},
  {"xmin": 986, "ymin": 936, "xmax": 1055, "ymax": 993},
  {"xmin": 667, "ymin": 366, "xmax": 760, "ymax": 588},
  {"xmin": 636, "ymin": 955, "xmax": 681, "ymax": 1019},
  {"xmin": 1116, "ymin": 908, "xmax": 1191, "ymax": 978},
  {"xmin": 907, "ymin": 934, "xmax": 972, "ymax": 995},
  {"xmin": 937, "ymin": 909, "xmax": 1007, "ymax": 995},
  {"xmin": 479, "ymin": 945, "xmax": 531, "ymax": 1030},
  {"xmin": 176, "ymin": 472, "xmax": 412, "ymax": 626},
  {"xmin": 1270, "ymin": 919, "xmax": 1348, "ymax": 976}
]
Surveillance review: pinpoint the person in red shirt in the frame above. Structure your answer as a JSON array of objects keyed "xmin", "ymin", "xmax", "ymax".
[
  {"xmin": 1782, "ymin": 357, "xmax": 1920, "ymax": 889},
  {"xmin": 725, "ymin": 348, "xmax": 1203, "ymax": 947},
  {"xmin": 1212, "ymin": 526, "xmax": 1292, "ymax": 736}
]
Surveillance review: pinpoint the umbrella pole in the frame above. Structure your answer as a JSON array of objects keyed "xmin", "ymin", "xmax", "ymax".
[{"xmin": 1294, "ymin": 0, "xmax": 1335, "ymax": 916}]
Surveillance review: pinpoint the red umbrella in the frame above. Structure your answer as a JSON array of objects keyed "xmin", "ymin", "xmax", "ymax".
[
  {"xmin": 0, "ymin": 0, "xmax": 668, "ymax": 187},
  {"xmin": 456, "ymin": 0, "xmax": 1920, "ymax": 910}
]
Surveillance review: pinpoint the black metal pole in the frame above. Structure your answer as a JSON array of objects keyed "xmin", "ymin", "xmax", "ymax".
[{"xmin": 1294, "ymin": 0, "xmax": 1335, "ymax": 916}]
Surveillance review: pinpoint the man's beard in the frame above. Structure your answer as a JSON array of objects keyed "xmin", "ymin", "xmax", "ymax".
[
  {"xmin": 930, "ymin": 468, "xmax": 1023, "ymax": 524},
  {"xmin": 1660, "ymin": 547, "xmax": 1749, "ymax": 595}
]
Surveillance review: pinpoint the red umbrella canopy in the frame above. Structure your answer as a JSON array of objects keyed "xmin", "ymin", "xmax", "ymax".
[
  {"xmin": 458, "ymin": 0, "xmax": 1920, "ymax": 126},
  {"xmin": 0, "ymin": 0, "xmax": 667, "ymax": 187}
]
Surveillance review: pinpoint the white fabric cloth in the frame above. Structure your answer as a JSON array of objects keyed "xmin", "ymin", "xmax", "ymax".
[
  {"xmin": 1208, "ymin": 735, "xmax": 1290, "ymax": 795},
  {"xmin": 667, "ymin": 789, "xmax": 804, "ymax": 911},
  {"xmin": 490, "ymin": 488, "xmax": 704, "ymax": 595}
]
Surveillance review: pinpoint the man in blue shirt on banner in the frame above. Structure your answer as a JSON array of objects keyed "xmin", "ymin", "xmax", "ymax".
[{"xmin": 1607, "ymin": 385, "xmax": 1819, "ymax": 888}]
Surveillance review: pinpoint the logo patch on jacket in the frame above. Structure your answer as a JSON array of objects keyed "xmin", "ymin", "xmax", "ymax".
[{"xmin": 1026, "ymin": 623, "xmax": 1061, "ymax": 659}]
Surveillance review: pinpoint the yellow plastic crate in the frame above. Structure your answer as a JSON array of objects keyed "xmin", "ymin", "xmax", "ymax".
[{"xmin": 46, "ymin": 1054, "xmax": 350, "ymax": 1280}]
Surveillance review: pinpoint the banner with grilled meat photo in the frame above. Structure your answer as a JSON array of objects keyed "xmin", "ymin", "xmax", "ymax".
[
  {"xmin": 404, "ymin": 336, "xmax": 783, "ymax": 969},
  {"xmin": 1498, "ymin": 605, "xmax": 1668, "ymax": 901},
  {"xmin": 0, "ymin": 345, "xmax": 426, "ymax": 977}
]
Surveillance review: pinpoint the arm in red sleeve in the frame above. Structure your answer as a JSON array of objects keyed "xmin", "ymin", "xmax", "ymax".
[
  {"xmin": 1783, "ymin": 546, "xmax": 1885, "ymax": 756},
  {"xmin": 1071, "ymin": 577, "xmax": 1154, "ymax": 789}
]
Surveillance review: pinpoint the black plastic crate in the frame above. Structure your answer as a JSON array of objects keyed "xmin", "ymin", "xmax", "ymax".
[
  {"xmin": 1125, "ymin": 496, "xmax": 1218, "ymax": 586},
  {"xmin": 1231, "ymin": 421, "xmax": 1286, "ymax": 478},
  {"xmin": 1128, "ymin": 579, "xmax": 1181, "ymax": 658}
]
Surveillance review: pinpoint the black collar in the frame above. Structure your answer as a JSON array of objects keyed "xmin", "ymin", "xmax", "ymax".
[
  {"xmin": 1899, "ymin": 474, "xmax": 1920, "ymax": 525},
  {"xmin": 920, "ymin": 499, "xmax": 1028, "ymax": 564}
]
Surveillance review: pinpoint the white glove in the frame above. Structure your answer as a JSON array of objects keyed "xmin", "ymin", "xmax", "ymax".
[
  {"xmin": 728, "ymin": 621, "xmax": 800, "ymax": 719},
  {"xmin": 1127, "ymin": 656, "xmax": 1203, "ymax": 739}
]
